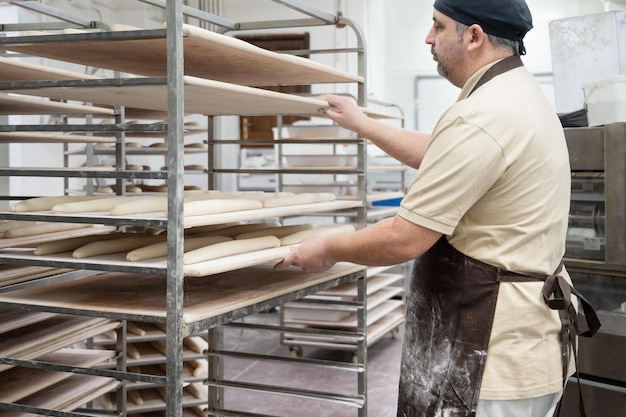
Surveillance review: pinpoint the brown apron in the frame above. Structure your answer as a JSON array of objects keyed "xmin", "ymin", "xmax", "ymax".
[{"xmin": 396, "ymin": 237, "xmax": 600, "ymax": 417}]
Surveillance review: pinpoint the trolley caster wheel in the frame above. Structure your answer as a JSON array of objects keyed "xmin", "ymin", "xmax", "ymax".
[{"xmin": 290, "ymin": 346, "xmax": 303, "ymax": 358}]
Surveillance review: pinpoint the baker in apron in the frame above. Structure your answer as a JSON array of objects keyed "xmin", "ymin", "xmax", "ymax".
[{"xmin": 276, "ymin": 1, "xmax": 600, "ymax": 416}]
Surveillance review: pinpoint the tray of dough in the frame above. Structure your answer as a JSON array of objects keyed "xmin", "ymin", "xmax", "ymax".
[
  {"xmin": 0, "ymin": 244, "xmax": 304, "ymax": 277},
  {"xmin": 0, "ymin": 24, "xmax": 363, "ymax": 87},
  {"xmin": 0, "ymin": 263, "xmax": 366, "ymax": 326},
  {"xmin": 0, "ymin": 199, "xmax": 362, "ymax": 228}
]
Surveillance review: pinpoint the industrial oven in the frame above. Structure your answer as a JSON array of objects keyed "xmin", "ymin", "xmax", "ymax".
[{"xmin": 560, "ymin": 122, "xmax": 626, "ymax": 416}]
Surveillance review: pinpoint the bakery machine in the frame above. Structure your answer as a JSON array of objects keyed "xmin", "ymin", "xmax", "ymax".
[{"xmin": 560, "ymin": 122, "xmax": 626, "ymax": 416}]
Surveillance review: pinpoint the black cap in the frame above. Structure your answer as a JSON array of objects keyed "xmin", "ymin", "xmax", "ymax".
[{"xmin": 433, "ymin": 0, "xmax": 533, "ymax": 55}]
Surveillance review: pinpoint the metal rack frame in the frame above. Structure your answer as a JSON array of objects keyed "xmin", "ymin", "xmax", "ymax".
[{"xmin": 0, "ymin": 2, "xmax": 371, "ymax": 416}]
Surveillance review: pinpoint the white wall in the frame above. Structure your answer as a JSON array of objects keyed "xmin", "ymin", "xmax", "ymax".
[
  {"xmin": 2, "ymin": 0, "xmax": 620, "ymax": 198},
  {"xmin": 367, "ymin": 0, "xmax": 608, "ymax": 131}
]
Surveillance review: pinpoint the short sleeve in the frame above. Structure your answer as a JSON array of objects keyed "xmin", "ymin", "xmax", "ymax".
[{"xmin": 398, "ymin": 115, "xmax": 507, "ymax": 235}]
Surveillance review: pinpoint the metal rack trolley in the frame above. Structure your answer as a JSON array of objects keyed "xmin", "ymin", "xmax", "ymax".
[{"xmin": 0, "ymin": 1, "xmax": 374, "ymax": 416}]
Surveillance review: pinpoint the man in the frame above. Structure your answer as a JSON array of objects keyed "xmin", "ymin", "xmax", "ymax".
[{"xmin": 276, "ymin": 1, "xmax": 599, "ymax": 416}]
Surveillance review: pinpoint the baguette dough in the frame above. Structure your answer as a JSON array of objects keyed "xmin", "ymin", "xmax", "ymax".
[
  {"xmin": 34, "ymin": 233, "xmax": 119, "ymax": 255},
  {"xmin": 109, "ymin": 196, "xmax": 167, "ymax": 216},
  {"xmin": 73, "ymin": 234, "xmax": 166, "ymax": 258},
  {"xmin": 0, "ymin": 220, "xmax": 38, "ymax": 233},
  {"xmin": 262, "ymin": 192, "xmax": 335, "ymax": 208},
  {"xmin": 280, "ymin": 224, "xmax": 355, "ymax": 246},
  {"xmin": 183, "ymin": 198, "xmax": 262, "ymax": 216},
  {"xmin": 4, "ymin": 222, "xmax": 92, "ymax": 239},
  {"xmin": 11, "ymin": 196, "xmax": 103, "ymax": 212},
  {"xmin": 183, "ymin": 235, "xmax": 280, "ymax": 265},
  {"xmin": 235, "ymin": 224, "xmax": 313, "ymax": 240},
  {"xmin": 185, "ymin": 222, "xmax": 279, "ymax": 237},
  {"xmin": 51, "ymin": 196, "xmax": 138, "ymax": 213},
  {"xmin": 184, "ymin": 142, "xmax": 207, "ymax": 149},
  {"xmin": 126, "ymin": 235, "xmax": 232, "ymax": 262}
]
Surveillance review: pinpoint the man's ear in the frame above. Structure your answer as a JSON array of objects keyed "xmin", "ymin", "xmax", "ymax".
[{"xmin": 466, "ymin": 24, "xmax": 485, "ymax": 52}]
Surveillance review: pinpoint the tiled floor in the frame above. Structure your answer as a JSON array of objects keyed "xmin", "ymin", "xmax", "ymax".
[{"xmin": 217, "ymin": 309, "xmax": 404, "ymax": 417}]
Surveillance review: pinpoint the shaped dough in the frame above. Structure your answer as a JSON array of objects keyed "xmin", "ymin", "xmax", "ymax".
[
  {"xmin": 280, "ymin": 224, "xmax": 355, "ymax": 246},
  {"xmin": 183, "ymin": 236, "xmax": 280, "ymax": 265}
]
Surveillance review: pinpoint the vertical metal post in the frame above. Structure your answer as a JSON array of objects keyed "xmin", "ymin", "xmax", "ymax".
[
  {"xmin": 206, "ymin": 115, "xmax": 216, "ymax": 190},
  {"xmin": 206, "ymin": 327, "xmax": 224, "ymax": 412},
  {"xmin": 116, "ymin": 321, "xmax": 128, "ymax": 417},
  {"xmin": 165, "ymin": 0, "xmax": 186, "ymax": 417},
  {"xmin": 356, "ymin": 272, "xmax": 368, "ymax": 417},
  {"xmin": 115, "ymin": 106, "xmax": 126, "ymax": 196}
]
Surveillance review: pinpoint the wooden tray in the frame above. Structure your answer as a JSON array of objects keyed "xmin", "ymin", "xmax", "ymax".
[
  {"xmin": 0, "ymin": 263, "xmax": 366, "ymax": 326},
  {"xmin": 0, "ymin": 315, "xmax": 118, "ymax": 373},
  {"xmin": 0, "ymin": 25, "xmax": 363, "ymax": 86},
  {"xmin": 0, "ymin": 348, "xmax": 114, "ymax": 403},
  {"xmin": 4, "ymin": 76, "xmax": 333, "ymax": 116},
  {"xmin": 1, "ymin": 374, "xmax": 119, "ymax": 417},
  {"xmin": 0, "ymin": 93, "xmax": 114, "ymax": 116}
]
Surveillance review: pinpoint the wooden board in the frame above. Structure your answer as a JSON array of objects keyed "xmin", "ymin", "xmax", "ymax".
[
  {"xmin": 0, "ymin": 93, "xmax": 114, "ymax": 116},
  {"xmin": 315, "ymin": 273, "xmax": 405, "ymax": 298},
  {"xmin": 0, "ymin": 55, "xmax": 96, "ymax": 82},
  {"xmin": 285, "ymin": 299, "xmax": 403, "ymax": 328},
  {"xmin": 0, "ymin": 131, "xmax": 116, "ymax": 144},
  {"xmin": 5, "ymin": 76, "xmax": 333, "ymax": 116},
  {"xmin": 0, "ymin": 57, "xmax": 166, "ymax": 119},
  {"xmin": 0, "ymin": 348, "xmax": 114, "ymax": 403},
  {"xmin": 0, "ymin": 25, "xmax": 363, "ymax": 86},
  {"xmin": 0, "ymin": 309, "xmax": 56, "ymax": 334},
  {"xmin": 0, "ymin": 374, "xmax": 118, "ymax": 417},
  {"xmin": 0, "ymin": 266, "xmax": 70, "ymax": 287},
  {"xmin": 0, "ymin": 315, "xmax": 117, "ymax": 373},
  {"xmin": 0, "ymin": 263, "xmax": 365, "ymax": 325}
]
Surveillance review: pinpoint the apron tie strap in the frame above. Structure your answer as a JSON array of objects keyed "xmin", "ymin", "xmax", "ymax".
[{"xmin": 541, "ymin": 261, "xmax": 601, "ymax": 417}]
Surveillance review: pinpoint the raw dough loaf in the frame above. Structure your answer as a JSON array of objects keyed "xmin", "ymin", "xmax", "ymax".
[
  {"xmin": 4, "ymin": 222, "xmax": 92, "ymax": 239},
  {"xmin": 280, "ymin": 224, "xmax": 355, "ymax": 246},
  {"xmin": 185, "ymin": 222, "xmax": 279, "ymax": 237},
  {"xmin": 183, "ymin": 235, "xmax": 280, "ymax": 265},
  {"xmin": 11, "ymin": 196, "xmax": 103, "ymax": 212},
  {"xmin": 73, "ymin": 234, "xmax": 166, "ymax": 258},
  {"xmin": 184, "ymin": 142, "xmax": 207, "ymax": 149},
  {"xmin": 126, "ymin": 235, "xmax": 232, "ymax": 262},
  {"xmin": 183, "ymin": 198, "xmax": 262, "ymax": 216},
  {"xmin": 262, "ymin": 192, "xmax": 335, "ymax": 208},
  {"xmin": 51, "ymin": 196, "xmax": 138, "ymax": 213},
  {"xmin": 235, "ymin": 224, "xmax": 313, "ymax": 240},
  {"xmin": 0, "ymin": 220, "xmax": 38, "ymax": 234},
  {"xmin": 109, "ymin": 196, "xmax": 167, "ymax": 216},
  {"xmin": 34, "ymin": 233, "xmax": 120, "ymax": 255}
]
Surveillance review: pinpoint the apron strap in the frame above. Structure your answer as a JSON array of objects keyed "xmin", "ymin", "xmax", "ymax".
[
  {"xmin": 468, "ymin": 55, "xmax": 524, "ymax": 96},
  {"xmin": 542, "ymin": 263, "xmax": 601, "ymax": 417},
  {"xmin": 497, "ymin": 261, "xmax": 602, "ymax": 417}
]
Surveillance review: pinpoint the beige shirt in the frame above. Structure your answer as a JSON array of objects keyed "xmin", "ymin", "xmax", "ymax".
[{"xmin": 398, "ymin": 60, "xmax": 573, "ymax": 400}]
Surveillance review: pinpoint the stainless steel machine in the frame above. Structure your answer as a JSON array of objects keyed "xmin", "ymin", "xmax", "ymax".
[{"xmin": 561, "ymin": 122, "xmax": 626, "ymax": 416}]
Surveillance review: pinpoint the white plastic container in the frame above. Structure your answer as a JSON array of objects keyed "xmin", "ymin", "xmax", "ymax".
[{"xmin": 583, "ymin": 75, "xmax": 626, "ymax": 126}]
